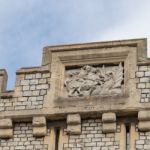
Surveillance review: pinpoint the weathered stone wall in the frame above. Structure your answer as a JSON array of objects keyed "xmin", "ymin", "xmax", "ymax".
[
  {"xmin": 0, "ymin": 71, "xmax": 50, "ymax": 111},
  {"xmin": 0, "ymin": 123, "xmax": 48, "ymax": 150},
  {"xmin": 136, "ymin": 132, "xmax": 150, "ymax": 150},
  {"xmin": 63, "ymin": 119, "xmax": 120, "ymax": 150},
  {"xmin": 136, "ymin": 65, "xmax": 150, "ymax": 103}
]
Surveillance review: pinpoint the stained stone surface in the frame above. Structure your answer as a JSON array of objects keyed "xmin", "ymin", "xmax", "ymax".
[{"xmin": 64, "ymin": 63, "xmax": 123, "ymax": 97}]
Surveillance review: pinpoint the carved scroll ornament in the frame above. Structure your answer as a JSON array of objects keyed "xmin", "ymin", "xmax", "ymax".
[{"xmin": 64, "ymin": 63, "xmax": 123, "ymax": 97}]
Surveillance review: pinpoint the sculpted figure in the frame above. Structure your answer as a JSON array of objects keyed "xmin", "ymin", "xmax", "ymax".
[{"xmin": 64, "ymin": 63, "xmax": 123, "ymax": 97}]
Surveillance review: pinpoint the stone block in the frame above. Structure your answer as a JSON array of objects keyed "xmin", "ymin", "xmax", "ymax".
[
  {"xmin": 145, "ymin": 71, "xmax": 150, "ymax": 76},
  {"xmin": 20, "ymin": 80, "xmax": 29, "ymax": 86},
  {"xmin": 138, "ymin": 121, "xmax": 150, "ymax": 131},
  {"xmin": 67, "ymin": 114, "xmax": 81, "ymax": 125},
  {"xmin": 138, "ymin": 111, "xmax": 150, "ymax": 121},
  {"xmin": 102, "ymin": 113, "xmax": 116, "ymax": 123},
  {"xmin": 140, "ymin": 77, "xmax": 150, "ymax": 83},
  {"xmin": 0, "ymin": 119, "xmax": 12, "ymax": 129},
  {"xmin": 67, "ymin": 124, "xmax": 81, "ymax": 135},
  {"xmin": 136, "ymin": 72, "xmax": 144, "ymax": 77},
  {"xmin": 0, "ymin": 129, "xmax": 13, "ymax": 138},
  {"xmin": 102, "ymin": 122, "xmax": 116, "ymax": 133},
  {"xmin": 33, "ymin": 116, "xmax": 46, "ymax": 127},
  {"xmin": 33, "ymin": 126, "xmax": 47, "ymax": 137},
  {"xmin": 146, "ymin": 83, "xmax": 150, "ymax": 88},
  {"xmin": 138, "ymin": 83, "xmax": 145, "ymax": 89},
  {"xmin": 139, "ymin": 66, "xmax": 148, "ymax": 71}
]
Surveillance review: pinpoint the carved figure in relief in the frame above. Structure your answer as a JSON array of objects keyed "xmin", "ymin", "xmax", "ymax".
[{"xmin": 64, "ymin": 63, "xmax": 123, "ymax": 97}]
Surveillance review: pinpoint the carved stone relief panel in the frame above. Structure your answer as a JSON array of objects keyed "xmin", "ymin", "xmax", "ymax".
[{"xmin": 64, "ymin": 63, "xmax": 124, "ymax": 97}]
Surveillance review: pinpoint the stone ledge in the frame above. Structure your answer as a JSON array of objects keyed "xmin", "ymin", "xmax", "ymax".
[
  {"xmin": 16, "ymin": 65, "xmax": 50, "ymax": 74},
  {"xmin": 43, "ymin": 38, "xmax": 147, "ymax": 65}
]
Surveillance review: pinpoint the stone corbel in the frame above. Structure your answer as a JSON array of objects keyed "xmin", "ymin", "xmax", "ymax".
[
  {"xmin": 0, "ymin": 118, "xmax": 13, "ymax": 138},
  {"xmin": 102, "ymin": 112, "xmax": 116, "ymax": 133},
  {"xmin": 66, "ymin": 114, "xmax": 81, "ymax": 135},
  {"xmin": 32, "ymin": 116, "xmax": 47, "ymax": 137},
  {"xmin": 138, "ymin": 111, "xmax": 150, "ymax": 131}
]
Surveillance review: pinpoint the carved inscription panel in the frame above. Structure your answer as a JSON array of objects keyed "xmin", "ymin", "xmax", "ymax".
[{"xmin": 64, "ymin": 63, "xmax": 124, "ymax": 97}]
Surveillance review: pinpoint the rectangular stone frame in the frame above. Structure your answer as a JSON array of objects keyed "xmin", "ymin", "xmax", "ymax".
[{"xmin": 43, "ymin": 38, "xmax": 147, "ymax": 117}]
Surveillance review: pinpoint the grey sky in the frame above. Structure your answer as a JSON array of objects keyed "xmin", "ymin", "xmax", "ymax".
[{"xmin": 0, "ymin": 0, "xmax": 150, "ymax": 89}]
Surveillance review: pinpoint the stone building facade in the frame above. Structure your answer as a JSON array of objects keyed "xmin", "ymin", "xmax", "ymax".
[{"xmin": 0, "ymin": 38, "xmax": 150, "ymax": 150}]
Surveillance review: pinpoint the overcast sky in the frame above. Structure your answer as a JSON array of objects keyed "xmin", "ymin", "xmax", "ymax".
[{"xmin": 0, "ymin": 0, "xmax": 150, "ymax": 90}]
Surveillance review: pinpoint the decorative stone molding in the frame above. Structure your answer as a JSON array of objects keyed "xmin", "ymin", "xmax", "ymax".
[
  {"xmin": 67, "ymin": 114, "xmax": 81, "ymax": 135},
  {"xmin": 138, "ymin": 111, "xmax": 150, "ymax": 131},
  {"xmin": 32, "ymin": 116, "xmax": 47, "ymax": 137},
  {"xmin": 0, "ymin": 118, "xmax": 13, "ymax": 138},
  {"xmin": 0, "ymin": 69, "xmax": 7, "ymax": 93},
  {"xmin": 102, "ymin": 112, "xmax": 116, "ymax": 133}
]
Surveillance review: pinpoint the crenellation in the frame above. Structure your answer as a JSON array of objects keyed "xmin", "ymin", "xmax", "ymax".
[{"xmin": 0, "ymin": 69, "xmax": 50, "ymax": 113}]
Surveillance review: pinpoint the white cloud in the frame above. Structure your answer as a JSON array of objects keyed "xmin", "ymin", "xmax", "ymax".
[{"xmin": 93, "ymin": 0, "xmax": 150, "ymax": 56}]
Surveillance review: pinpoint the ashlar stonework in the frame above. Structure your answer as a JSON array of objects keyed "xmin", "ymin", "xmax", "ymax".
[{"xmin": 0, "ymin": 38, "xmax": 150, "ymax": 150}]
